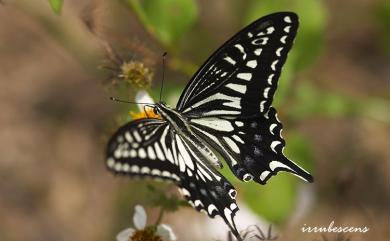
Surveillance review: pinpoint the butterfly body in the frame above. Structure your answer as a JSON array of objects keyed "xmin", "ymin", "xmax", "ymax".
[
  {"xmin": 106, "ymin": 12, "xmax": 313, "ymax": 240},
  {"xmin": 154, "ymin": 102, "xmax": 221, "ymax": 167}
]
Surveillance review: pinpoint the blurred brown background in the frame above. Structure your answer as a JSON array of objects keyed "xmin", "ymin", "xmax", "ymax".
[{"xmin": 0, "ymin": 0, "xmax": 389, "ymax": 241}]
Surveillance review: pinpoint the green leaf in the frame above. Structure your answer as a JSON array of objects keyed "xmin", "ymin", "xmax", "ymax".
[
  {"xmin": 125, "ymin": 0, "xmax": 198, "ymax": 46},
  {"xmin": 374, "ymin": 1, "xmax": 390, "ymax": 55},
  {"xmin": 48, "ymin": 0, "xmax": 63, "ymax": 15},
  {"xmin": 283, "ymin": 131, "xmax": 314, "ymax": 172},
  {"xmin": 290, "ymin": 82, "xmax": 357, "ymax": 120},
  {"xmin": 242, "ymin": 175, "xmax": 298, "ymax": 223}
]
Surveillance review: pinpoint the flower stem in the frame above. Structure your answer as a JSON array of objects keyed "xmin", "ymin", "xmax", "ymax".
[{"xmin": 155, "ymin": 207, "xmax": 165, "ymax": 226}]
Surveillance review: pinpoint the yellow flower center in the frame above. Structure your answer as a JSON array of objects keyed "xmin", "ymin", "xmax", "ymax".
[
  {"xmin": 129, "ymin": 108, "xmax": 161, "ymax": 120},
  {"xmin": 119, "ymin": 61, "xmax": 153, "ymax": 89},
  {"xmin": 130, "ymin": 229, "xmax": 163, "ymax": 241}
]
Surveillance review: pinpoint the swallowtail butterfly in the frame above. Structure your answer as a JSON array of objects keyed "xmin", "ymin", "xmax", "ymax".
[{"xmin": 106, "ymin": 12, "xmax": 313, "ymax": 240}]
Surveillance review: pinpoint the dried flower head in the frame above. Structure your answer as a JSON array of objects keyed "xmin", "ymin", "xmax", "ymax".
[
  {"xmin": 100, "ymin": 42, "xmax": 154, "ymax": 90},
  {"xmin": 119, "ymin": 61, "xmax": 153, "ymax": 89}
]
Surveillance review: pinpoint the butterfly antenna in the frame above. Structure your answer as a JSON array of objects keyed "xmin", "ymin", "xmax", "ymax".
[
  {"xmin": 109, "ymin": 97, "xmax": 154, "ymax": 106},
  {"xmin": 159, "ymin": 52, "xmax": 167, "ymax": 102}
]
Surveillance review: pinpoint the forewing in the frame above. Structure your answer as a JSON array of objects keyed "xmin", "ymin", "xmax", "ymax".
[
  {"xmin": 190, "ymin": 107, "xmax": 313, "ymax": 184},
  {"xmin": 177, "ymin": 12, "xmax": 298, "ymax": 117},
  {"xmin": 106, "ymin": 118, "xmax": 241, "ymax": 238}
]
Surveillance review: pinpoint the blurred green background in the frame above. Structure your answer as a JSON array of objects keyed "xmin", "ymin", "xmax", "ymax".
[{"xmin": 0, "ymin": 0, "xmax": 389, "ymax": 240}]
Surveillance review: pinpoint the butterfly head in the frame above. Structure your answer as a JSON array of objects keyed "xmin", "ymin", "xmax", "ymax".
[{"xmin": 154, "ymin": 101, "xmax": 167, "ymax": 115}]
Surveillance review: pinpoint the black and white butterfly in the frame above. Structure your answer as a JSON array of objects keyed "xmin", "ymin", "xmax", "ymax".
[{"xmin": 106, "ymin": 12, "xmax": 313, "ymax": 240}]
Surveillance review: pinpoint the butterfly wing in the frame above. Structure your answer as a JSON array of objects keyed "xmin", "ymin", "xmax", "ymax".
[
  {"xmin": 106, "ymin": 118, "xmax": 241, "ymax": 237},
  {"xmin": 177, "ymin": 12, "xmax": 298, "ymax": 117},
  {"xmin": 176, "ymin": 12, "xmax": 313, "ymax": 183},
  {"xmin": 190, "ymin": 107, "xmax": 313, "ymax": 184}
]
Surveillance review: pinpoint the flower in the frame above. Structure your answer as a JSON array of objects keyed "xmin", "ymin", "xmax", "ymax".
[
  {"xmin": 129, "ymin": 91, "xmax": 161, "ymax": 120},
  {"xmin": 116, "ymin": 205, "xmax": 177, "ymax": 241},
  {"xmin": 100, "ymin": 42, "xmax": 154, "ymax": 89},
  {"xmin": 119, "ymin": 61, "xmax": 153, "ymax": 89}
]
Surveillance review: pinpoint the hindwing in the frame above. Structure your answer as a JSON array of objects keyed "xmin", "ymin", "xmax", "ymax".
[
  {"xmin": 189, "ymin": 107, "xmax": 313, "ymax": 184},
  {"xmin": 106, "ymin": 118, "xmax": 241, "ymax": 237}
]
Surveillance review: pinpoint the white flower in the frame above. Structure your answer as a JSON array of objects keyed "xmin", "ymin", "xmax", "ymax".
[
  {"xmin": 116, "ymin": 205, "xmax": 177, "ymax": 241},
  {"xmin": 135, "ymin": 90, "xmax": 155, "ymax": 111}
]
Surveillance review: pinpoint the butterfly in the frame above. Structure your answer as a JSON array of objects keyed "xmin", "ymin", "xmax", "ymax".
[{"xmin": 106, "ymin": 12, "xmax": 313, "ymax": 240}]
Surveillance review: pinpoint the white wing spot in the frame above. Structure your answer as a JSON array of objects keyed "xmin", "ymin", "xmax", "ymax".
[
  {"xmin": 280, "ymin": 35, "xmax": 287, "ymax": 44},
  {"xmin": 151, "ymin": 169, "xmax": 161, "ymax": 176},
  {"xmin": 266, "ymin": 26, "xmax": 275, "ymax": 34},
  {"xmin": 131, "ymin": 165, "xmax": 139, "ymax": 173},
  {"xmin": 141, "ymin": 166, "xmax": 150, "ymax": 174},
  {"xmin": 252, "ymin": 37, "xmax": 268, "ymax": 45},
  {"xmin": 194, "ymin": 200, "xmax": 203, "ymax": 207},
  {"xmin": 114, "ymin": 162, "xmax": 122, "ymax": 172},
  {"xmin": 192, "ymin": 118, "xmax": 235, "ymax": 132},
  {"xmin": 147, "ymin": 146, "xmax": 156, "ymax": 160},
  {"xmin": 203, "ymin": 110, "xmax": 240, "ymax": 115},
  {"xmin": 284, "ymin": 16, "xmax": 292, "ymax": 23},
  {"xmin": 269, "ymin": 123, "xmax": 277, "ymax": 135},
  {"xmin": 237, "ymin": 73, "xmax": 252, "ymax": 81},
  {"xmin": 171, "ymin": 173, "xmax": 180, "ymax": 181},
  {"xmin": 154, "ymin": 143, "xmax": 164, "ymax": 160},
  {"xmin": 114, "ymin": 149, "xmax": 121, "ymax": 159},
  {"xmin": 260, "ymin": 100, "xmax": 267, "ymax": 112},
  {"xmin": 176, "ymin": 136, "xmax": 194, "ymax": 170},
  {"xmin": 125, "ymin": 132, "xmax": 133, "ymax": 142},
  {"xmin": 138, "ymin": 148, "xmax": 147, "ymax": 159},
  {"xmin": 207, "ymin": 204, "xmax": 218, "ymax": 215},
  {"xmin": 224, "ymin": 56, "xmax": 236, "ymax": 65},
  {"xmin": 107, "ymin": 158, "xmax": 115, "ymax": 168},
  {"xmin": 162, "ymin": 171, "xmax": 171, "ymax": 178},
  {"xmin": 271, "ymin": 60, "xmax": 278, "ymax": 71},
  {"xmin": 276, "ymin": 47, "xmax": 283, "ymax": 57},
  {"xmin": 123, "ymin": 163, "xmax": 130, "ymax": 172},
  {"xmin": 260, "ymin": 170, "xmax": 270, "ymax": 181},
  {"xmin": 228, "ymin": 189, "xmax": 237, "ymax": 199},
  {"xmin": 284, "ymin": 26, "xmax": 291, "ymax": 33},
  {"xmin": 223, "ymin": 137, "xmax": 240, "ymax": 154},
  {"xmin": 226, "ymin": 83, "xmax": 247, "ymax": 94},
  {"xmin": 235, "ymin": 121, "xmax": 244, "ymax": 127},
  {"xmin": 133, "ymin": 131, "xmax": 141, "ymax": 142},
  {"xmin": 263, "ymin": 87, "xmax": 271, "ymax": 98},
  {"xmin": 232, "ymin": 134, "xmax": 244, "ymax": 144},
  {"xmin": 221, "ymin": 72, "xmax": 227, "ymax": 77},
  {"xmin": 269, "ymin": 161, "xmax": 294, "ymax": 171},
  {"xmin": 267, "ymin": 74, "xmax": 274, "ymax": 85},
  {"xmin": 230, "ymin": 203, "xmax": 238, "ymax": 211},
  {"xmin": 270, "ymin": 141, "xmax": 281, "ymax": 153},
  {"xmin": 254, "ymin": 48, "xmax": 262, "ymax": 56},
  {"xmin": 234, "ymin": 44, "xmax": 247, "ymax": 60},
  {"xmin": 224, "ymin": 208, "xmax": 234, "ymax": 227},
  {"xmin": 248, "ymin": 32, "xmax": 253, "ymax": 37},
  {"xmin": 246, "ymin": 60, "xmax": 257, "ymax": 68},
  {"xmin": 243, "ymin": 173, "xmax": 253, "ymax": 182},
  {"xmin": 130, "ymin": 149, "xmax": 137, "ymax": 158}
]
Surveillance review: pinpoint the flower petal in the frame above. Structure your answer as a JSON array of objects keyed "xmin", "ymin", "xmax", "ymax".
[
  {"xmin": 135, "ymin": 90, "xmax": 155, "ymax": 111},
  {"xmin": 133, "ymin": 205, "xmax": 147, "ymax": 229},
  {"xmin": 116, "ymin": 228, "xmax": 135, "ymax": 241},
  {"xmin": 157, "ymin": 224, "xmax": 177, "ymax": 241}
]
